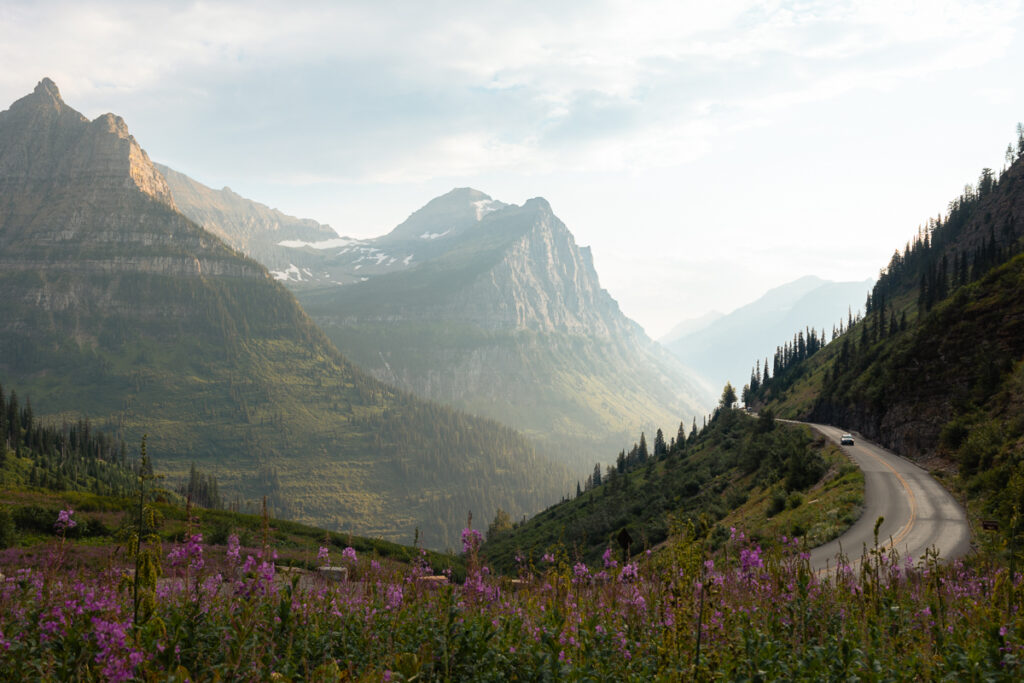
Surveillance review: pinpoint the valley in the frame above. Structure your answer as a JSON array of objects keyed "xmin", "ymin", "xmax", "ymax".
[{"xmin": 2, "ymin": 64, "xmax": 1024, "ymax": 678}]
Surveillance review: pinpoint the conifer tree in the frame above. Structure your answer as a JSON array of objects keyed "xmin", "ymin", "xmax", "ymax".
[
  {"xmin": 719, "ymin": 382, "xmax": 737, "ymax": 409},
  {"xmin": 653, "ymin": 428, "xmax": 666, "ymax": 458}
]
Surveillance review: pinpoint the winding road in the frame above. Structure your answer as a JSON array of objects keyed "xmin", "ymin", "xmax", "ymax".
[{"xmin": 801, "ymin": 422, "xmax": 971, "ymax": 574}]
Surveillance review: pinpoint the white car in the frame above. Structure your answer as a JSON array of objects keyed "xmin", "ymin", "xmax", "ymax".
[{"xmin": 840, "ymin": 434, "xmax": 855, "ymax": 446}]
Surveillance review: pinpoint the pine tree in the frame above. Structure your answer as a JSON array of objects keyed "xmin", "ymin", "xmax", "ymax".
[
  {"xmin": 653, "ymin": 428, "xmax": 666, "ymax": 458},
  {"xmin": 719, "ymin": 382, "xmax": 737, "ymax": 409}
]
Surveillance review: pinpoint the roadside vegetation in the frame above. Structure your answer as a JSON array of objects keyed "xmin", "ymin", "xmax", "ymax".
[
  {"xmin": 482, "ymin": 402, "xmax": 863, "ymax": 574},
  {"xmin": 2, "ymin": 506, "xmax": 1021, "ymax": 680}
]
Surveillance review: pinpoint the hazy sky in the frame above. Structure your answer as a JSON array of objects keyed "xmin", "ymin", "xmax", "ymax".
[{"xmin": 3, "ymin": 0, "xmax": 1024, "ymax": 338}]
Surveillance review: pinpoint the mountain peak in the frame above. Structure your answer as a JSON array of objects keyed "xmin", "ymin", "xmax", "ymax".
[
  {"xmin": 34, "ymin": 77, "xmax": 62, "ymax": 101},
  {"xmin": 440, "ymin": 187, "xmax": 491, "ymax": 202},
  {"xmin": 0, "ymin": 78, "xmax": 175, "ymax": 208},
  {"xmin": 4, "ymin": 77, "xmax": 81, "ymax": 122},
  {"xmin": 523, "ymin": 197, "xmax": 552, "ymax": 212}
]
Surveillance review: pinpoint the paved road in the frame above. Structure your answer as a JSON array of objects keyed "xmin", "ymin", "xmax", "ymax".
[{"xmin": 801, "ymin": 423, "xmax": 971, "ymax": 574}]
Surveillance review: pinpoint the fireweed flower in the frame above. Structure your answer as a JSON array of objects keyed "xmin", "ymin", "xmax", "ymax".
[
  {"xmin": 602, "ymin": 547, "xmax": 618, "ymax": 569},
  {"xmin": 542, "ymin": 553, "xmax": 555, "ymax": 563},
  {"xmin": 385, "ymin": 583, "xmax": 403, "ymax": 610},
  {"xmin": 461, "ymin": 528, "xmax": 483, "ymax": 555},
  {"xmin": 341, "ymin": 546, "xmax": 358, "ymax": 563},
  {"xmin": 318, "ymin": 546, "xmax": 330, "ymax": 563},
  {"xmin": 54, "ymin": 508, "xmax": 76, "ymax": 533},
  {"xmin": 167, "ymin": 534, "xmax": 204, "ymax": 573}
]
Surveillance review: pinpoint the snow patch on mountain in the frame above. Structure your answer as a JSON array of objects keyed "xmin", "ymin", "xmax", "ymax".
[
  {"xmin": 271, "ymin": 264, "xmax": 314, "ymax": 282},
  {"xmin": 278, "ymin": 237, "xmax": 358, "ymax": 249},
  {"xmin": 473, "ymin": 199, "xmax": 501, "ymax": 220},
  {"xmin": 420, "ymin": 229, "xmax": 451, "ymax": 240}
]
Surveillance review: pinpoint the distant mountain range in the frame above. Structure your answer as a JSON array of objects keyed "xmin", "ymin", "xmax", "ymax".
[
  {"xmin": 159, "ymin": 171, "xmax": 715, "ymax": 469},
  {"xmin": 0, "ymin": 78, "xmax": 571, "ymax": 549},
  {"xmin": 662, "ymin": 276, "xmax": 874, "ymax": 393}
]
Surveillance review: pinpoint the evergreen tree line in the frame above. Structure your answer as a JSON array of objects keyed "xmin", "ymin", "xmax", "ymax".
[
  {"xmin": 746, "ymin": 124, "xmax": 1024, "ymax": 406},
  {"xmin": 577, "ymin": 384, "xmax": 749, "ymax": 496},
  {"xmin": 578, "ymin": 419, "xmax": 704, "ymax": 495},
  {"xmin": 0, "ymin": 382, "xmax": 138, "ymax": 496},
  {"xmin": 744, "ymin": 321, "xmax": 854, "ymax": 405},
  {"xmin": 175, "ymin": 462, "xmax": 223, "ymax": 510},
  {"xmin": 483, "ymin": 402, "xmax": 831, "ymax": 570},
  {"xmin": 868, "ymin": 124, "xmax": 1024, "ymax": 315}
]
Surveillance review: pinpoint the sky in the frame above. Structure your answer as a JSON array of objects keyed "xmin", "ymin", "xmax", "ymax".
[{"xmin": 2, "ymin": 0, "xmax": 1024, "ymax": 338}]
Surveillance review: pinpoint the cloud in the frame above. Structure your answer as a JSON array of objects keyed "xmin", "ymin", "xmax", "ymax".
[{"xmin": 0, "ymin": 0, "xmax": 1020, "ymax": 186}]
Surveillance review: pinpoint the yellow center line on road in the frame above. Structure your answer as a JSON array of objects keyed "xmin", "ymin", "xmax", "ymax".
[
  {"xmin": 858, "ymin": 441, "xmax": 918, "ymax": 552},
  {"xmin": 789, "ymin": 421, "xmax": 920, "ymax": 575}
]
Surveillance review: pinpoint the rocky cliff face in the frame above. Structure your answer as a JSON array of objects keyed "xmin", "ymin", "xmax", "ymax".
[
  {"xmin": 0, "ymin": 78, "xmax": 263, "ymax": 282},
  {"xmin": 0, "ymin": 79, "xmax": 569, "ymax": 549},
  {"xmin": 298, "ymin": 190, "xmax": 713, "ymax": 469},
  {"xmin": 0, "ymin": 78, "xmax": 175, "ymax": 207},
  {"xmin": 155, "ymin": 163, "xmax": 338, "ymax": 269}
]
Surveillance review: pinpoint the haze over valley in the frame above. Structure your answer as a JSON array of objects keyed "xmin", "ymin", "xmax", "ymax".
[{"xmin": 6, "ymin": 4, "xmax": 1024, "ymax": 678}]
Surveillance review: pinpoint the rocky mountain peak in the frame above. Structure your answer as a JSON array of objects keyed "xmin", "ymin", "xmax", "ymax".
[
  {"xmin": 3, "ymin": 77, "xmax": 85, "ymax": 126},
  {"xmin": 0, "ymin": 78, "xmax": 174, "ymax": 208},
  {"xmin": 92, "ymin": 111, "xmax": 132, "ymax": 138},
  {"xmin": 522, "ymin": 196, "xmax": 552, "ymax": 212},
  {"xmin": 32, "ymin": 77, "xmax": 64, "ymax": 107},
  {"xmin": 379, "ymin": 187, "xmax": 509, "ymax": 244}
]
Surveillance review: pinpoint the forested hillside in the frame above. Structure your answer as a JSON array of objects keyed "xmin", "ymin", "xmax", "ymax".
[
  {"xmin": 481, "ymin": 402, "xmax": 862, "ymax": 572},
  {"xmin": 0, "ymin": 78, "xmax": 570, "ymax": 550},
  {"xmin": 746, "ymin": 124, "xmax": 1024, "ymax": 524},
  {"xmin": 0, "ymin": 384, "xmax": 136, "ymax": 497}
]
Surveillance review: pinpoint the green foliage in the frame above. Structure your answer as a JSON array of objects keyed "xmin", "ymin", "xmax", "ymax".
[
  {"xmin": 0, "ymin": 506, "xmax": 14, "ymax": 549},
  {"xmin": 1, "ymin": 523, "xmax": 1019, "ymax": 680},
  {"xmin": 0, "ymin": 384, "xmax": 136, "ymax": 497},
  {"xmin": 719, "ymin": 382, "xmax": 737, "ymax": 409},
  {"xmin": 482, "ymin": 412, "xmax": 842, "ymax": 572}
]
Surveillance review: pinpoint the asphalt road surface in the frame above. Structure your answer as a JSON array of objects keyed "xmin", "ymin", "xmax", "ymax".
[{"xmin": 801, "ymin": 423, "xmax": 971, "ymax": 574}]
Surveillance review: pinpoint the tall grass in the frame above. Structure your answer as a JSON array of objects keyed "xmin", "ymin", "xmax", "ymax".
[{"xmin": 1, "ymin": 511, "xmax": 1020, "ymax": 680}]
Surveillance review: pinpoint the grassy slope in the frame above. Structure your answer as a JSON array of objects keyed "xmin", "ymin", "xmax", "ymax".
[
  {"xmin": 481, "ymin": 411, "xmax": 863, "ymax": 572},
  {"xmin": 0, "ymin": 442, "xmax": 463, "ymax": 577}
]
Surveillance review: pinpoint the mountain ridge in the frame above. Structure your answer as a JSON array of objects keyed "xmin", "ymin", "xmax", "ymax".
[
  {"xmin": 294, "ymin": 190, "xmax": 713, "ymax": 469},
  {"xmin": 663, "ymin": 275, "xmax": 873, "ymax": 392},
  {"xmin": 158, "ymin": 165, "xmax": 712, "ymax": 470},
  {"xmin": 0, "ymin": 78, "xmax": 571, "ymax": 549}
]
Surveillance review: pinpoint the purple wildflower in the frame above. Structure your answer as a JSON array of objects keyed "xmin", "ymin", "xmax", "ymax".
[
  {"xmin": 55, "ymin": 508, "xmax": 76, "ymax": 533},
  {"xmin": 461, "ymin": 528, "xmax": 483, "ymax": 555}
]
